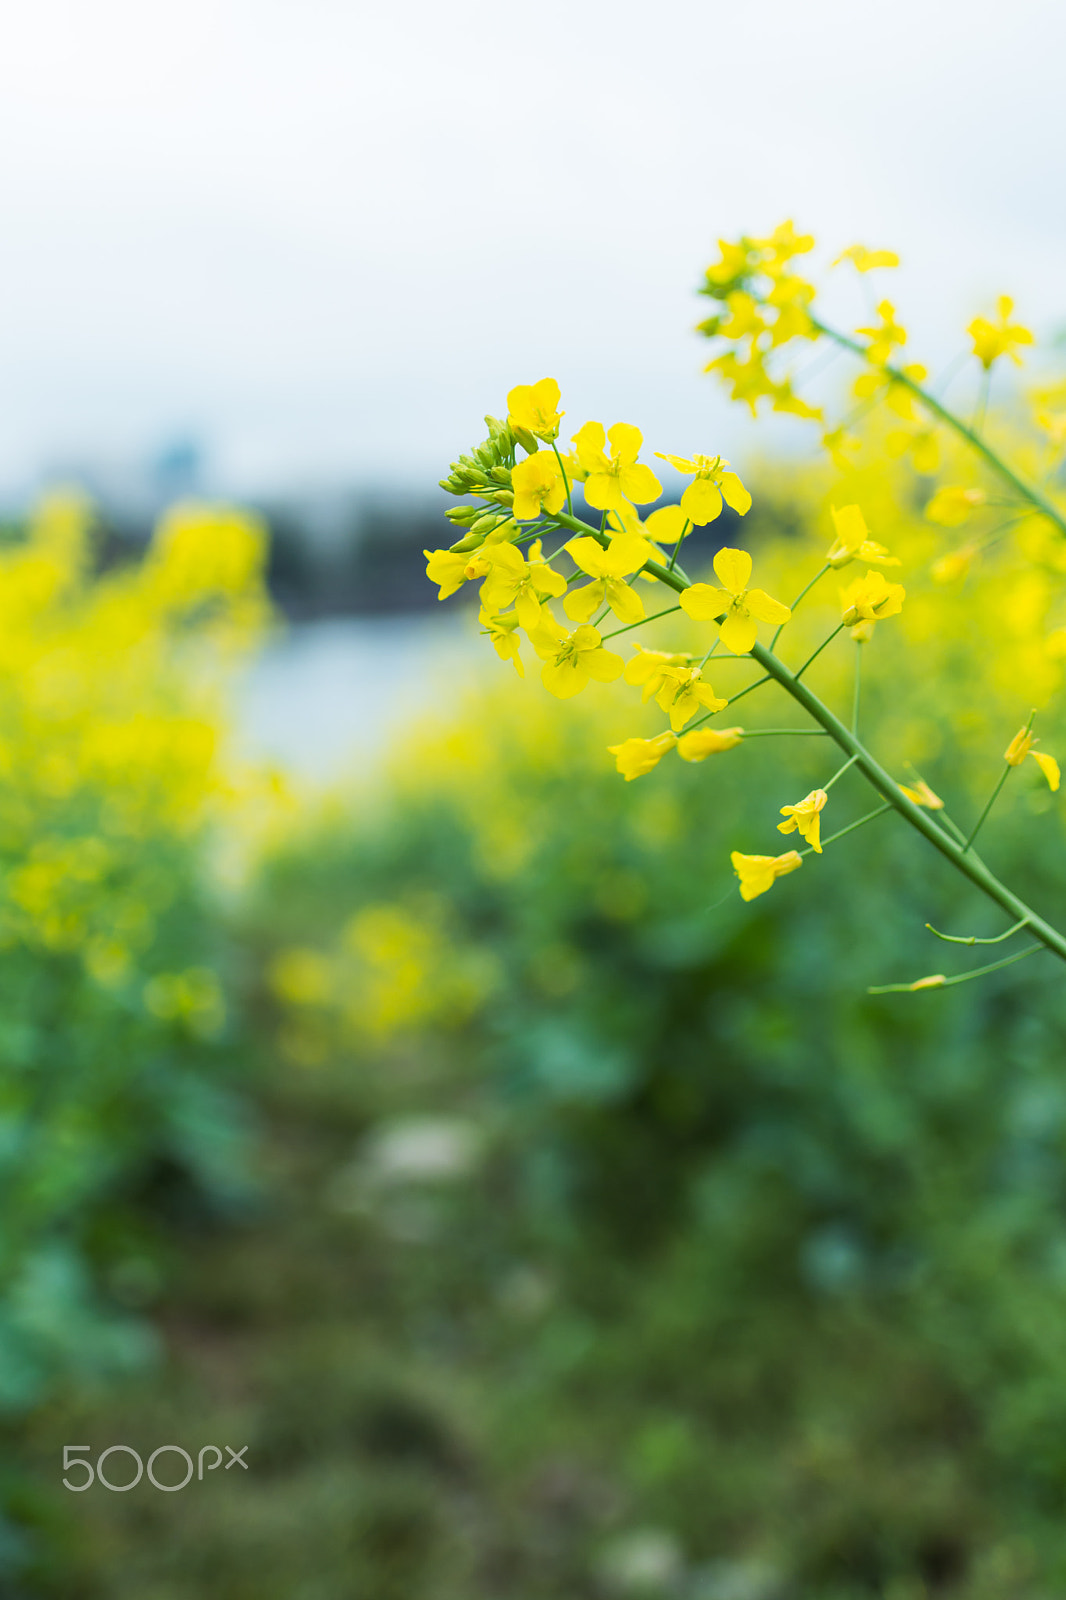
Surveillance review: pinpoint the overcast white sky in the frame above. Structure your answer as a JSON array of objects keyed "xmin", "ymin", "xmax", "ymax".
[{"xmin": 0, "ymin": 0, "xmax": 1062, "ymax": 499}]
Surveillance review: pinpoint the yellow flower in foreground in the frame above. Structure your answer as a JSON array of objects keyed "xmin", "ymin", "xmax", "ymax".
[
  {"xmin": 511, "ymin": 452, "xmax": 567, "ymax": 521},
  {"xmin": 680, "ymin": 547, "xmax": 791, "ymax": 654},
  {"xmin": 507, "ymin": 378, "xmax": 563, "ymax": 441},
  {"xmin": 677, "ymin": 726, "xmax": 744, "ymax": 761},
  {"xmin": 968, "ymin": 296, "xmax": 1034, "ymax": 369},
  {"xmin": 424, "ymin": 537, "xmax": 525, "ymax": 601},
  {"xmin": 730, "ymin": 850, "xmax": 803, "ymax": 901},
  {"xmin": 777, "ymin": 787, "xmax": 827, "ymax": 853},
  {"xmin": 925, "ymin": 486, "xmax": 986, "ymax": 527},
  {"xmin": 623, "ymin": 645, "xmax": 726, "ymax": 728},
  {"xmin": 832, "ymin": 245, "xmax": 900, "ymax": 272},
  {"xmin": 571, "ymin": 422, "xmax": 662, "ymax": 512},
  {"xmin": 840, "ymin": 570, "xmax": 905, "ymax": 627},
  {"xmin": 1005, "ymin": 727, "xmax": 1060, "ymax": 791},
  {"xmin": 539, "ymin": 624, "xmax": 624, "ymax": 699},
  {"xmin": 481, "ymin": 538, "xmax": 567, "ymax": 630},
  {"xmin": 856, "ymin": 300, "xmax": 906, "ymax": 366},
  {"xmin": 899, "ymin": 778, "xmax": 944, "ymax": 809},
  {"xmin": 826, "ymin": 504, "xmax": 899, "ymax": 569},
  {"xmin": 607, "ymin": 731, "xmax": 678, "ymax": 781},
  {"xmin": 564, "ymin": 533, "xmax": 653, "ymax": 625},
  {"xmin": 480, "ymin": 609, "xmax": 525, "ymax": 676},
  {"xmin": 653, "ymin": 452, "xmax": 752, "ymax": 526}
]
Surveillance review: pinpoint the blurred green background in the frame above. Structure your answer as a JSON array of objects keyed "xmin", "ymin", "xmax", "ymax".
[{"xmin": 1, "ymin": 461, "xmax": 1065, "ymax": 1600}]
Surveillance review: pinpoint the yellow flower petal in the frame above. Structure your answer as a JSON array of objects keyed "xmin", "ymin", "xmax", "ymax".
[
  {"xmin": 679, "ymin": 582, "xmax": 725, "ymax": 622},
  {"xmin": 719, "ymin": 611, "xmax": 758, "ymax": 654},
  {"xmin": 713, "ymin": 546, "xmax": 752, "ymax": 595},
  {"xmin": 744, "ymin": 587, "xmax": 791, "ymax": 625},
  {"xmin": 1031, "ymin": 750, "xmax": 1060, "ymax": 791},
  {"xmin": 678, "ymin": 727, "xmax": 743, "ymax": 761},
  {"xmin": 680, "ymin": 478, "xmax": 724, "ymax": 526}
]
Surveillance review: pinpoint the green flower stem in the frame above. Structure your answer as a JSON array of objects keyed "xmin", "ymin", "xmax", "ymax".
[
  {"xmin": 963, "ymin": 763, "xmax": 1013, "ymax": 854},
  {"xmin": 794, "ymin": 623, "xmax": 846, "ymax": 681},
  {"xmin": 550, "ymin": 443, "xmax": 574, "ymax": 516},
  {"xmin": 925, "ymin": 918, "xmax": 1028, "ymax": 946},
  {"xmin": 806, "ymin": 801, "xmax": 892, "ymax": 856},
  {"xmin": 539, "ymin": 507, "xmax": 1066, "ymax": 970},
  {"xmin": 726, "ymin": 674, "xmax": 772, "ymax": 706},
  {"xmin": 808, "ymin": 313, "xmax": 1066, "ymax": 539},
  {"xmin": 739, "ymin": 728, "xmax": 830, "ymax": 738},
  {"xmin": 868, "ymin": 943, "xmax": 1044, "ymax": 994},
  {"xmin": 600, "ymin": 605, "xmax": 682, "ymax": 641},
  {"xmin": 823, "ymin": 752, "xmax": 860, "ymax": 791},
  {"xmin": 852, "ymin": 640, "xmax": 863, "ymax": 735},
  {"xmin": 771, "ymin": 562, "xmax": 831, "ymax": 651},
  {"xmin": 667, "ymin": 519, "xmax": 692, "ymax": 573}
]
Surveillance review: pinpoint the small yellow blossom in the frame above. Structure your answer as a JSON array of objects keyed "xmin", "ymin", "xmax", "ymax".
[
  {"xmin": 856, "ymin": 300, "xmax": 906, "ymax": 366},
  {"xmin": 821, "ymin": 426, "xmax": 861, "ymax": 472},
  {"xmin": 899, "ymin": 778, "xmax": 944, "ymax": 809},
  {"xmin": 777, "ymin": 788, "xmax": 827, "ymax": 853},
  {"xmin": 480, "ymin": 609, "xmax": 525, "ymax": 676},
  {"xmin": 968, "ymin": 296, "xmax": 1034, "ymax": 369},
  {"xmin": 730, "ymin": 849, "xmax": 803, "ymax": 901},
  {"xmin": 1004, "ymin": 727, "xmax": 1035, "ymax": 765},
  {"xmin": 826, "ymin": 504, "xmax": 899, "ymax": 569},
  {"xmin": 511, "ymin": 452, "xmax": 567, "ymax": 521},
  {"xmin": 653, "ymin": 452, "xmax": 752, "ymax": 526},
  {"xmin": 607, "ymin": 731, "xmax": 678, "ymax": 781},
  {"xmin": 680, "ymin": 547, "xmax": 791, "ymax": 654},
  {"xmin": 886, "ymin": 426, "xmax": 939, "ymax": 474},
  {"xmin": 930, "ymin": 544, "xmax": 977, "ymax": 584},
  {"xmin": 677, "ymin": 726, "xmax": 744, "ymax": 761},
  {"xmin": 564, "ymin": 533, "xmax": 653, "ymax": 625},
  {"xmin": 621, "ymin": 646, "xmax": 727, "ymax": 730},
  {"xmin": 424, "ymin": 538, "xmax": 525, "ymax": 601},
  {"xmin": 925, "ymin": 486, "xmax": 987, "ymax": 527},
  {"xmin": 538, "ymin": 623, "xmax": 624, "ymax": 699},
  {"xmin": 832, "ymin": 245, "xmax": 900, "ymax": 272},
  {"xmin": 481, "ymin": 538, "xmax": 567, "ymax": 629},
  {"xmin": 840, "ymin": 569, "xmax": 905, "ymax": 626},
  {"xmin": 571, "ymin": 422, "xmax": 662, "ymax": 513},
  {"xmin": 1004, "ymin": 727, "xmax": 1060, "ymax": 790},
  {"xmin": 507, "ymin": 378, "xmax": 563, "ymax": 441},
  {"xmin": 704, "ymin": 239, "xmax": 750, "ymax": 286}
]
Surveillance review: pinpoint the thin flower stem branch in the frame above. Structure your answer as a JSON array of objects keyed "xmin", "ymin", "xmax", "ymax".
[
  {"xmin": 794, "ymin": 624, "xmax": 846, "ymax": 681},
  {"xmin": 667, "ymin": 519, "xmax": 691, "ymax": 573},
  {"xmin": 542, "ymin": 507, "xmax": 1066, "ymax": 971},
  {"xmin": 807, "ymin": 801, "xmax": 892, "ymax": 855},
  {"xmin": 550, "ymin": 443, "xmax": 573, "ymax": 516},
  {"xmin": 925, "ymin": 918, "xmax": 1028, "ymax": 946},
  {"xmin": 600, "ymin": 605, "xmax": 683, "ymax": 641},
  {"xmin": 963, "ymin": 763, "xmax": 1012, "ymax": 854},
  {"xmin": 823, "ymin": 753, "xmax": 860, "ymax": 791},
  {"xmin": 868, "ymin": 943, "xmax": 1044, "ymax": 994},
  {"xmin": 770, "ymin": 563, "xmax": 832, "ymax": 651},
  {"xmin": 739, "ymin": 728, "xmax": 830, "ymax": 738},
  {"xmin": 808, "ymin": 313, "xmax": 1066, "ymax": 539},
  {"xmin": 726, "ymin": 674, "xmax": 772, "ymax": 706}
]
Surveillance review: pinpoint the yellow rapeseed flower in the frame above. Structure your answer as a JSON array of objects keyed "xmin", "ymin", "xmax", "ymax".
[
  {"xmin": 826, "ymin": 504, "xmax": 899, "ymax": 569},
  {"xmin": 481, "ymin": 538, "xmax": 567, "ymax": 631},
  {"xmin": 856, "ymin": 301, "xmax": 906, "ymax": 366},
  {"xmin": 653, "ymin": 452, "xmax": 752, "ymax": 526},
  {"xmin": 571, "ymin": 422, "xmax": 662, "ymax": 513},
  {"xmin": 680, "ymin": 547, "xmax": 791, "ymax": 654},
  {"xmin": 424, "ymin": 537, "xmax": 525, "ymax": 601},
  {"xmin": 507, "ymin": 378, "xmax": 564, "ymax": 441},
  {"xmin": 607, "ymin": 731, "xmax": 677, "ymax": 781},
  {"xmin": 968, "ymin": 297, "xmax": 1034, "ymax": 369},
  {"xmin": 777, "ymin": 787, "xmax": 827, "ymax": 853},
  {"xmin": 840, "ymin": 569, "xmax": 905, "ymax": 626},
  {"xmin": 677, "ymin": 726, "xmax": 744, "ymax": 761},
  {"xmin": 564, "ymin": 533, "xmax": 653, "ymax": 625},
  {"xmin": 1004, "ymin": 727, "xmax": 1060, "ymax": 790},
  {"xmin": 730, "ymin": 849, "xmax": 803, "ymax": 901},
  {"xmin": 899, "ymin": 778, "xmax": 944, "ymax": 809},
  {"xmin": 538, "ymin": 623, "xmax": 624, "ymax": 699},
  {"xmin": 511, "ymin": 452, "xmax": 567, "ymax": 521},
  {"xmin": 480, "ymin": 609, "xmax": 526, "ymax": 676},
  {"xmin": 925, "ymin": 486, "xmax": 987, "ymax": 527},
  {"xmin": 832, "ymin": 245, "xmax": 900, "ymax": 272}
]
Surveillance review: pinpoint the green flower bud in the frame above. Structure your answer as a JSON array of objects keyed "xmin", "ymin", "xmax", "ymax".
[{"xmin": 513, "ymin": 427, "xmax": 538, "ymax": 456}]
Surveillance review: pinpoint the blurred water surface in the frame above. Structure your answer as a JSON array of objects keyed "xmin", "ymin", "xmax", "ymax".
[{"xmin": 236, "ymin": 612, "xmax": 485, "ymax": 781}]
